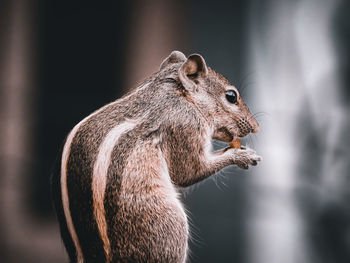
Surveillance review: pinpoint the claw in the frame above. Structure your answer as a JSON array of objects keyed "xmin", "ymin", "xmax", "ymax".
[{"xmin": 238, "ymin": 164, "xmax": 249, "ymax": 169}]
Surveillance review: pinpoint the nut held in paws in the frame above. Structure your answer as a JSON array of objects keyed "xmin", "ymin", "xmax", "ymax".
[{"xmin": 229, "ymin": 138, "xmax": 242, "ymax": 149}]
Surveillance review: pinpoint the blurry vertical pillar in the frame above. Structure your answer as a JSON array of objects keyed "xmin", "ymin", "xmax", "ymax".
[
  {"xmin": 123, "ymin": 0, "xmax": 188, "ymax": 90},
  {"xmin": 246, "ymin": 1, "xmax": 309, "ymax": 263},
  {"xmin": 247, "ymin": 0, "xmax": 343, "ymax": 263},
  {"xmin": 0, "ymin": 0, "xmax": 65, "ymax": 262}
]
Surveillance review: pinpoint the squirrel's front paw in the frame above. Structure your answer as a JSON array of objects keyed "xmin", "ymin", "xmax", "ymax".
[{"xmin": 231, "ymin": 147, "xmax": 262, "ymax": 170}]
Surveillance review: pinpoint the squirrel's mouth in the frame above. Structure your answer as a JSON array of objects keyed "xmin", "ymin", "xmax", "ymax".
[
  {"xmin": 213, "ymin": 127, "xmax": 234, "ymax": 142},
  {"xmin": 213, "ymin": 126, "xmax": 252, "ymax": 148}
]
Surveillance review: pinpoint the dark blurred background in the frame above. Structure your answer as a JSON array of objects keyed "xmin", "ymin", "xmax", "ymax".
[{"xmin": 1, "ymin": 0, "xmax": 349, "ymax": 262}]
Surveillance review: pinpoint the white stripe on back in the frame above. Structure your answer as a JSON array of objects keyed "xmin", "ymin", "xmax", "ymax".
[
  {"xmin": 60, "ymin": 103, "xmax": 114, "ymax": 263},
  {"xmin": 60, "ymin": 81, "xmax": 149, "ymax": 262},
  {"xmin": 61, "ymin": 118, "xmax": 89, "ymax": 263},
  {"xmin": 92, "ymin": 120, "xmax": 138, "ymax": 262}
]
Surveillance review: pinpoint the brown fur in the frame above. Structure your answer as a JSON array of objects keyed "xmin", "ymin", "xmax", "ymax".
[{"xmin": 52, "ymin": 51, "xmax": 261, "ymax": 263}]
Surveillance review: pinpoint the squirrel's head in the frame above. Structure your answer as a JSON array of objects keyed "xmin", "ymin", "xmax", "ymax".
[{"xmin": 160, "ymin": 51, "xmax": 259, "ymax": 142}]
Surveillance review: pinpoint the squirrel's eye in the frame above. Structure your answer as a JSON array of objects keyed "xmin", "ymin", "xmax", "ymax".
[{"xmin": 225, "ymin": 90, "xmax": 237, "ymax": 104}]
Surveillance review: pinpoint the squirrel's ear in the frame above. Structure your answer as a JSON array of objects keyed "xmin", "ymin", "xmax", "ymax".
[
  {"xmin": 159, "ymin": 51, "xmax": 187, "ymax": 70},
  {"xmin": 178, "ymin": 54, "xmax": 208, "ymax": 90}
]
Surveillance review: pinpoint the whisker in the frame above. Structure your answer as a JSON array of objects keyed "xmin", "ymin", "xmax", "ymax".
[
  {"xmin": 236, "ymin": 71, "xmax": 256, "ymax": 96},
  {"xmin": 252, "ymin": 111, "xmax": 270, "ymax": 118},
  {"xmin": 237, "ymin": 71, "xmax": 256, "ymax": 89},
  {"xmin": 252, "ymin": 134, "xmax": 259, "ymax": 149},
  {"xmin": 246, "ymin": 134, "xmax": 256, "ymax": 150},
  {"xmin": 240, "ymin": 82, "xmax": 256, "ymax": 97}
]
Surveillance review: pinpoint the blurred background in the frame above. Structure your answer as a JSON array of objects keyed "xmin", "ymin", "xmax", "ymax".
[{"xmin": 0, "ymin": 0, "xmax": 349, "ymax": 262}]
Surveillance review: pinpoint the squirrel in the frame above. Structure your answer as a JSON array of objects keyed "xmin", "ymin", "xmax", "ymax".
[{"xmin": 51, "ymin": 51, "xmax": 261, "ymax": 263}]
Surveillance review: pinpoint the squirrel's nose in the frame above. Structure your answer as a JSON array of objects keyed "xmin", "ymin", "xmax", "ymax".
[{"xmin": 251, "ymin": 120, "xmax": 259, "ymax": 133}]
